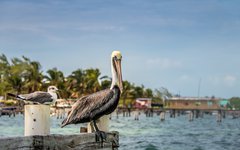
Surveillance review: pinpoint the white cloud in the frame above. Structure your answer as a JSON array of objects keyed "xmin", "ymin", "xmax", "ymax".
[
  {"xmin": 146, "ymin": 58, "xmax": 182, "ymax": 69},
  {"xmin": 179, "ymin": 75, "xmax": 192, "ymax": 81},
  {"xmin": 209, "ymin": 75, "xmax": 237, "ymax": 87},
  {"xmin": 210, "ymin": 76, "xmax": 220, "ymax": 85},
  {"xmin": 75, "ymin": 24, "xmax": 125, "ymax": 32},
  {"xmin": 224, "ymin": 75, "xmax": 237, "ymax": 87}
]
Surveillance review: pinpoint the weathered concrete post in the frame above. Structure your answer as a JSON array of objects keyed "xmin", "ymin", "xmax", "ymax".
[
  {"xmin": 56, "ymin": 108, "xmax": 65, "ymax": 119},
  {"xmin": 217, "ymin": 110, "xmax": 222, "ymax": 122},
  {"xmin": 116, "ymin": 109, "xmax": 119, "ymax": 119},
  {"xmin": 123, "ymin": 109, "xmax": 126, "ymax": 117},
  {"xmin": 189, "ymin": 110, "xmax": 194, "ymax": 121},
  {"xmin": 134, "ymin": 110, "xmax": 140, "ymax": 120},
  {"xmin": 222, "ymin": 110, "xmax": 226, "ymax": 118},
  {"xmin": 177, "ymin": 110, "xmax": 180, "ymax": 116},
  {"xmin": 170, "ymin": 109, "xmax": 175, "ymax": 118},
  {"xmin": 24, "ymin": 105, "xmax": 50, "ymax": 136},
  {"xmin": 200, "ymin": 111, "xmax": 204, "ymax": 118},
  {"xmin": 13, "ymin": 109, "xmax": 16, "ymax": 117},
  {"xmin": 160, "ymin": 111, "xmax": 165, "ymax": 121},
  {"xmin": 195, "ymin": 110, "xmax": 199, "ymax": 118},
  {"xmin": 172, "ymin": 109, "xmax": 176, "ymax": 118},
  {"xmin": 87, "ymin": 115, "xmax": 110, "ymax": 133}
]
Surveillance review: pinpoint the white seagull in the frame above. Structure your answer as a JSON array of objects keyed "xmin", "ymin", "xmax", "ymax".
[{"xmin": 7, "ymin": 86, "xmax": 58, "ymax": 105}]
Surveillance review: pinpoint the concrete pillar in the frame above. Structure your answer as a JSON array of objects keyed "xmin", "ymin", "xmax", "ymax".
[
  {"xmin": 150, "ymin": 109, "xmax": 153, "ymax": 117},
  {"xmin": 169, "ymin": 110, "xmax": 173, "ymax": 118},
  {"xmin": 87, "ymin": 115, "xmax": 109, "ymax": 133},
  {"xmin": 134, "ymin": 110, "xmax": 139, "ymax": 120},
  {"xmin": 116, "ymin": 109, "xmax": 119, "ymax": 119},
  {"xmin": 177, "ymin": 110, "xmax": 180, "ymax": 116},
  {"xmin": 217, "ymin": 110, "xmax": 222, "ymax": 122},
  {"xmin": 172, "ymin": 109, "xmax": 176, "ymax": 118},
  {"xmin": 123, "ymin": 109, "xmax": 126, "ymax": 117},
  {"xmin": 160, "ymin": 111, "xmax": 165, "ymax": 121},
  {"xmin": 24, "ymin": 105, "xmax": 50, "ymax": 136},
  {"xmin": 199, "ymin": 111, "xmax": 204, "ymax": 118},
  {"xmin": 57, "ymin": 108, "xmax": 65, "ymax": 119},
  {"xmin": 189, "ymin": 110, "xmax": 194, "ymax": 122},
  {"xmin": 13, "ymin": 110, "xmax": 16, "ymax": 117},
  {"xmin": 127, "ymin": 108, "xmax": 131, "ymax": 117},
  {"xmin": 222, "ymin": 111, "xmax": 226, "ymax": 118},
  {"xmin": 195, "ymin": 110, "xmax": 199, "ymax": 118}
]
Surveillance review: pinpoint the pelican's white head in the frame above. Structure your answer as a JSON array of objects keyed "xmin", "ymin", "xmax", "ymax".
[
  {"xmin": 110, "ymin": 51, "xmax": 123, "ymax": 93},
  {"xmin": 111, "ymin": 51, "xmax": 122, "ymax": 59}
]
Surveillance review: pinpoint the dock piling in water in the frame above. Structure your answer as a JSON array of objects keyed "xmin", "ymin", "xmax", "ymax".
[
  {"xmin": 160, "ymin": 111, "xmax": 165, "ymax": 121},
  {"xmin": 189, "ymin": 110, "xmax": 194, "ymax": 122},
  {"xmin": 217, "ymin": 110, "xmax": 222, "ymax": 122}
]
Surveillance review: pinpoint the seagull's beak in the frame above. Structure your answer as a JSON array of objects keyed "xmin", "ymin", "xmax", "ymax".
[{"xmin": 114, "ymin": 59, "xmax": 123, "ymax": 93}]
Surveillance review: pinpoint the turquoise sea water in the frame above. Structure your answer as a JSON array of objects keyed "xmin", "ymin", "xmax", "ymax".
[{"xmin": 0, "ymin": 113, "xmax": 240, "ymax": 150}]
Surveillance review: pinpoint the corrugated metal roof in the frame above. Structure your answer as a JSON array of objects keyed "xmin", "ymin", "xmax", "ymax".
[
  {"xmin": 136, "ymin": 98, "xmax": 152, "ymax": 101},
  {"xmin": 167, "ymin": 97, "xmax": 222, "ymax": 101}
]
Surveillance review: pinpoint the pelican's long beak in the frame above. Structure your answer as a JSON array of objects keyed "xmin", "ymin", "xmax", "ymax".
[{"xmin": 114, "ymin": 59, "xmax": 123, "ymax": 93}]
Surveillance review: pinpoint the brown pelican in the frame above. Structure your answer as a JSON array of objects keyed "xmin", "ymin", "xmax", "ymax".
[
  {"xmin": 7, "ymin": 86, "xmax": 58, "ymax": 105},
  {"xmin": 61, "ymin": 51, "xmax": 123, "ymax": 142}
]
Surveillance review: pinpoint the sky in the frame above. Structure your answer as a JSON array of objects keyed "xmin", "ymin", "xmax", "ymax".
[{"xmin": 0, "ymin": 0, "xmax": 240, "ymax": 98}]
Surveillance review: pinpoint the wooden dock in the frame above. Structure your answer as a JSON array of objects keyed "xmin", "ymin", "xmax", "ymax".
[{"xmin": 0, "ymin": 132, "xmax": 119, "ymax": 150}]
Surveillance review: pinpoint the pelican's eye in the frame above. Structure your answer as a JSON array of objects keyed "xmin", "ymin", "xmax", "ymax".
[{"xmin": 114, "ymin": 55, "xmax": 122, "ymax": 61}]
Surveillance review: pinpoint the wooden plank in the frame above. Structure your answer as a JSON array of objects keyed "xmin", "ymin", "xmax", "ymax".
[{"xmin": 0, "ymin": 132, "xmax": 119, "ymax": 150}]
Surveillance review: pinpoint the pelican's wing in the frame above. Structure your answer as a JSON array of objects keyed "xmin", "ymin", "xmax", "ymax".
[
  {"xmin": 61, "ymin": 88, "xmax": 114, "ymax": 127},
  {"xmin": 20, "ymin": 91, "xmax": 53, "ymax": 103}
]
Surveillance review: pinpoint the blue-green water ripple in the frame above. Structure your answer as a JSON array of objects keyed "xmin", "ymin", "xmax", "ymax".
[{"xmin": 0, "ymin": 113, "xmax": 240, "ymax": 150}]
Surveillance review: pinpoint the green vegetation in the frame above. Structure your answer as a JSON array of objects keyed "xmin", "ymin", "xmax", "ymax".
[
  {"xmin": 0, "ymin": 100, "xmax": 17, "ymax": 106},
  {"xmin": 228, "ymin": 97, "xmax": 240, "ymax": 110},
  {"xmin": 0, "ymin": 54, "xmax": 172, "ymax": 106}
]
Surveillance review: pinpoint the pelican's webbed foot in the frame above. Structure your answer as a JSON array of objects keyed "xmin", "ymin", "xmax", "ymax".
[
  {"xmin": 95, "ymin": 130, "xmax": 107, "ymax": 142},
  {"xmin": 92, "ymin": 120, "xmax": 107, "ymax": 147}
]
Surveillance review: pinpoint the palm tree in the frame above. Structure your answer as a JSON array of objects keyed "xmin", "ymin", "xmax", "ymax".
[
  {"xmin": 0, "ymin": 54, "xmax": 10, "ymax": 96},
  {"xmin": 7, "ymin": 75, "xmax": 23, "ymax": 95},
  {"xmin": 7, "ymin": 57, "xmax": 28, "ymax": 95},
  {"xmin": 84, "ymin": 68, "xmax": 101, "ymax": 94},
  {"xmin": 0, "ymin": 53, "xmax": 173, "ymax": 103},
  {"xmin": 45, "ymin": 67, "xmax": 67, "ymax": 98},
  {"xmin": 45, "ymin": 67, "xmax": 65, "ymax": 87},
  {"xmin": 99, "ymin": 75, "xmax": 111, "ymax": 90},
  {"xmin": 121, "ymin": 80, "xmax": 133, "ymax": 107},
  {"xmin": 155, "ymin": 87, "xmax": 172, "ymax": 98},
  {"xmin": 132, "ymin": 84, "xmax": 145, "ymax": 99},
  {"xmin": 22, "ymin": 57, "xmax": 43, "ymax": 93},
  {"xmin": 144, "ymin": 88, "xmax": 153, "ymax": 98},
  {"xmin": 66, "ymin": 69, "xmax": 85, "ymax": 98},
  {"xmin": 0, "ymin": 54, "xmax": 10, "ymax": 80}
]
